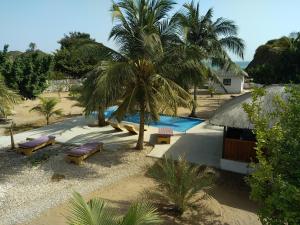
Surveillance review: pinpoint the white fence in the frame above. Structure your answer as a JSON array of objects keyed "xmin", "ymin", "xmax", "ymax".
[{"xmin": 44, "ymin": 79, "xmax": 82, "ymax": 93}]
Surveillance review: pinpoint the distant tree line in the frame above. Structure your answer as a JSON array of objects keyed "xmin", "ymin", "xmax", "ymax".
[
  {"xmin": 0, "ymin": 43, "xmax": 52, "ymax": 99},
  {"xmin": 247, "ymin": 32, "xmax": 300, "ymax": 84},
  {"xmin": 0, "ymin": 32, "xmax": 108, "ymax": 99}
]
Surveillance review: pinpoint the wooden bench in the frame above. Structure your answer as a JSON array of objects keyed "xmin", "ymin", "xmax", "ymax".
[
  {"xmin": 124, "ymin": 124, "xmax": 139, "ymax": 135},
  {"xmin": 109, "ymin": 121, "xmax": 124, "ymax": 132},
  {"xmin": 18, "ymin": 136, "xmax": 56, "ymax": 156},
  {"xmin": 66, "ymin": 142, "xmax": 103, "ymax": 165},
  {"xmin": 157, "ymin": 128, "xmax": 173, "ymax": 144}
]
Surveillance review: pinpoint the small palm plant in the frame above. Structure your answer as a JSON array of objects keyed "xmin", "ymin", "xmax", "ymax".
[
  {"xmin": 30, "ymin": 97, "xmax": 63, "ymax": 125},
  {"xmin": 0, "ymin": 74, "xmax": 20, "ymax": 118},
  {"xmin": 66, "ymin": 192, "xmax": 162, "ymax": 225},
  {"xmin": 147, "ymin": 156, "xmax": 216, "ymax": 215}
]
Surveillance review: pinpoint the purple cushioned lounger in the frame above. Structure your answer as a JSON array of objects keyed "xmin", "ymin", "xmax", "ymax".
[
  {"xmin": 68, "ymin": 142, "xmax": 101, "ymax": 157},
  {"xmin": 19, "ymin": 136, "xmax": 55, "ymax": 149}
]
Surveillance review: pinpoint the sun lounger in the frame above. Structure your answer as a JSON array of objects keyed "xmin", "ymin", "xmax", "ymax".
[
  {"xmin": 67, "ymin": 142, "xmax": 103, "ymax": 165},
  {"xmin": 18, "ymin": 136, "xmax": 56, "ymax": 156},
  {"xmin": 124, "ymin": 124, "xmax": 139, "ymax": 135},
  {"xmin": 157, "ymin": 127, "xmax": 173, "ymax": 144},
  {"xmin": 109, "ymin": 121, "xmax": 123, "ymax": 132}
]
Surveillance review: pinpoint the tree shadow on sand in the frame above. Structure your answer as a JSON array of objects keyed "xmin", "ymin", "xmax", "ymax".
[{"xmin": 0, "ymin": 138, "xmax": 147, "ymax": 183}]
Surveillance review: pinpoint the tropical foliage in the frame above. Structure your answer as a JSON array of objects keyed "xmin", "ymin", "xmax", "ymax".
[
  {"xmin": 90, "ymin": 0, "xmax": 193, "ymax": 149},
  {"xmin": 66, "ymin": 192, "xmax": 162, "ymax": 225},
  {"xmin": 243, "ymin": 86, "xmax": 300, "ymax": 224},
  {"xmin": 72, "ymin": 45, "xmax": 121, "ymax": 126},
  {"xmin": 30, "ymin": 97, "xmax": 63, "ymax": 125},
  {"xmin": 0, "ymin": 74, "xmax": 20, "ymax": 118},
  {"xmin": 73, "ymin": 71, "xmax": 112, "ymax": 127},
  {"xmin": 146, "ymin": 157, "xmax": 216, "ymax": 215},
  {"xmin": 54, "ymin": 32, "xmax": 114, "ymax": 79},
  {"xmin": 0, "ymin": 44, "xmax": 52, "ymax": 99},
  {"xmin": 247, "ymin": 32, "xmax": 300, "ymax": 84},
  {"xmin": 174, "ymin": 1, "xmax": 245, "ymax": 116}
]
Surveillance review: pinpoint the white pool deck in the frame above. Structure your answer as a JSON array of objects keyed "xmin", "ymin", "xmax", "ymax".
[{"xmin": 0, "ymin": 116, "xmax": 224, "ymax": 168}]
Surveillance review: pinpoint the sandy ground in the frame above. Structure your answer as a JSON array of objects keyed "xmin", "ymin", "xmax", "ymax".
[
  {"xmin": 0, "ymin": 143, "xmax": 155, "ymax": 225},
  {"xmin": 0, "ymin": 90, "xmax": 259, "ymax": 225},
  {"xmin": 26, "ymin": 172, "xmax": 260, "ymax": 225},
  {"xmin": 177, "ymin": 90, "xmax": 240, "ymax": 118},
  {"xmin": 0, "ymin": 92, "xmax": 83, "ymax": 135},
  {"xmin": 0, "ymin": 90, "xmax": 239, "ymax": 136}
]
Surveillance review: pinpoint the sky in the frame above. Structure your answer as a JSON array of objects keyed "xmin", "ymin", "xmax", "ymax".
[{"xmin": 0, "ymin": 0, "xmax": 299, "ymax": 61}]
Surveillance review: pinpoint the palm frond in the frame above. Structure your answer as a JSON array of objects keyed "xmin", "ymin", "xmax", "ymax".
[
  {"xmin": 30, "ymin": 97, "xmax": 63, "ymax": 124},
  {"xmin": 0, "ymin": 75, "xmax": 21, "ymax": 117},
  {"xmin": 67, "ymin": 192, "xmax": 117, "ymax": 225},
  {"xmin": 219, "ymin": 36, "xmax": 245, "ymax": 59},
  {"xmin": 119, "ymin": 202, "xmax": 162, "ymax": 225},
  {"xmin": 147, "ymin": 156, "xmax": 216, "ymax": 215}
]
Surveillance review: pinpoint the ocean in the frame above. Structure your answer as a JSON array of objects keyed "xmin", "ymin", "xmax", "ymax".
[{"xmin": 235, "ymin": 61, "xmax": 250, "ymax": 69}]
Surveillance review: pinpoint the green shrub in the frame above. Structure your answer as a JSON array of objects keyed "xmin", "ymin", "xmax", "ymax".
[
  {"xmin": 243, "ymin": 86, "xmax": 300, "ymax": 224},
  {"xmin": 146, "ymin": 156, "xmax": 216, "ymax": 215}
]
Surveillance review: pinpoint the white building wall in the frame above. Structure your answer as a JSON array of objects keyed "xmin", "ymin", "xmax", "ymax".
[{"xmin": 214, "ymin": 76, "xmax": 244, "ymax": 94}]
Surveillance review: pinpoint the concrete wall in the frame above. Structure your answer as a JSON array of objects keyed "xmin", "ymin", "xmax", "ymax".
[
  {"xmin": 220, "ymin": 158, "xmax": 254, "ymax": 174},
  {"xmin": 44, "ymin": 79, "xmax": 82, "ymax": 93},
  {"xmin": 214, "ymin": 76, "xmax": 244, "ymax": 94}
]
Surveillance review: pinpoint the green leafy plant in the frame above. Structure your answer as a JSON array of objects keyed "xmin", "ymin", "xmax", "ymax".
[
  {"xmin": 30, "ymin": 97, "xmax": 63, "ymax": 125},
  {"xmin": 243, "ymin": 86, "xmax": 300, "ymax": 224},
  {"xmin": 174, "ymin": 1, "xmax": 245, "ymax": 116},
  {"xmin": 0, "ymin": 43, "xmax": 52, "ymax": 99},
  {"xmin": 66, "ymin": 192, "xmax": 162, "ymax": 225},
  {"xmin": 54, "ymin": 32, "xmax": 114, "ymax": 79},
  {"xmin": 247, "ymin": 33, "xmax": 300, "ymax": 84},
  {"xmin": 0, "ymin": 74, "xmax": 20, "ymax": 118},
  {"xmin": 95, "ymin": 0, "xmax": 194, "ymax": 149},
  {"xmin": 146, "ymin": 156, "xmax": 216, "ymax": 215}
]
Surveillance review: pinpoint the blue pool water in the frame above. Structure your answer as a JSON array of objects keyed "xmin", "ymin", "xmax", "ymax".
[{"xmin": 103, "ymin": 106, "xmax": 204, "ymax": 132}]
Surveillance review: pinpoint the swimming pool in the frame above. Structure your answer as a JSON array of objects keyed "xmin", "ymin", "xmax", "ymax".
[{"xmin": 103, "ymin": 106, "xmax": 204, "ymax": 132}]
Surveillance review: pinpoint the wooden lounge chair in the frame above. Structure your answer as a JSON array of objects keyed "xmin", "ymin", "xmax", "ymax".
[
  {"xmin": 124, "ymin": 124, "xmax": 138, "ymax": 135},
  {"xmin": 66, "ymin": 142, "xmax": 103, "ymax": 165},
  {"xmin": 109, "ymin": 121, "xmax": 123, "ymax": 132},
  {"xmin": 157, "ymin": 127, "xmax": 173, "ymax": 144},
  {"xmin": 18, "ymin": 136, "xmax": 56, "ymax": 156}
]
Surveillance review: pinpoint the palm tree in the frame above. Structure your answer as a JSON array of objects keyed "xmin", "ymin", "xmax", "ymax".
[
  {"xmin": 76, "ymin": 71, "xmax": 111, "ymax": 127},
  {"xmin": 66, "ymin": 192, "xmax": 162, "ymax": 225},
  {"xmin": 94, "ymin": 0, "xmax": 192, "ymax": 150},
  {"xmin": 0, "ymin": 74, "xmax": 20, "ymax": 118},
  {"xmin": 146, "ymin": 156, "xmax": 216, "ymax": 215},
  {"xmin": 30, "ymin": 97, "xmax": 63, "ymax": 125},
  {"xmin": 74, "ymin": 45, "xmax": 124, "ymax": 127},
  {"xmin": 174, "ymin": 1, "xmax": 245, "ymax": 117},
  {"xmin": 0, "ymin": 74, "xmax": 21, "ymax": 149}
]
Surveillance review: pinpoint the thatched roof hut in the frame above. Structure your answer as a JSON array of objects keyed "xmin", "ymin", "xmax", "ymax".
[{"xmin": 209, "ymin": 85, "xmax": 287, "ymax": 129}]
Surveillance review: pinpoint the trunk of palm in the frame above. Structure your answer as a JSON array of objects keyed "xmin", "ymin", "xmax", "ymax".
[
  {"xmin": 97, "ymin": 106, "xmax": 106, "ymax": 127},
  {"xmin": 10, "ymin": 122, "xmax": 15, "ymax": 150},
  {"xmin": 46, "ymin": 116, "xmax": 49, "ymax": 125},
  {"xmin": 136, "ymin": 104, "xmax": 145, "ymax": 150},
  {"xmin": 190, "ymin": 84, "xmax": 197, "ymax": 117}
]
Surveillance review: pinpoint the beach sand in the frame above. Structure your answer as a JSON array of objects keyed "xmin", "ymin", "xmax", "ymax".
[{"xmin": 26, "ymin": 172, "xmax": 260, "ymax": 225}]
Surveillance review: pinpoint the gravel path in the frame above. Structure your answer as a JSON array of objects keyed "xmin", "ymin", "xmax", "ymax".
[{"xmin": 0, "ymin": 143, "xmax": 155, "ymax": 225}]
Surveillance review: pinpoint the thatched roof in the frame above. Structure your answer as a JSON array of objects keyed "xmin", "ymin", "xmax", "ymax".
[
  {"xmin": 215, "ymin": 68, "xmax": 248, "ymax": 78},
  {"xmin": 209, "ymin": 85, "xmax": 287, "ymax": 129}
]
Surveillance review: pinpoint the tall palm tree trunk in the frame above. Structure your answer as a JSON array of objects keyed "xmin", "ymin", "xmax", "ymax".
[
  {"xmin": 97, "ymin": 106, "xmax": 106, "ymax": 127},
  {"xmin": 136, "ymin": 104, "xmax": 145, "ymax": 150},
  {"xmin": 190, "ymin": 84, "xmax": 197, "ymax": 117}
]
